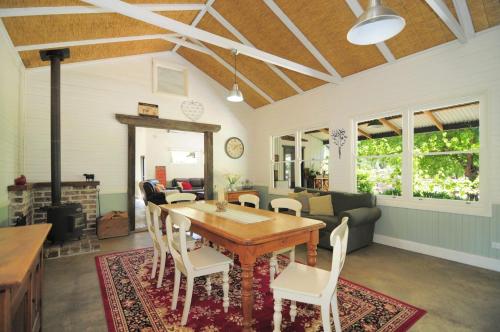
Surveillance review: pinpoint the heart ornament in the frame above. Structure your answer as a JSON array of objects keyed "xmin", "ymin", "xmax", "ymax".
[{"xmin": 181, "ymin": 100, "xmax": 204, "ymax": 122}]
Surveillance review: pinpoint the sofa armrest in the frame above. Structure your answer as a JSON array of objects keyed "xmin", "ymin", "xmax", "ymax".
[{"xmin": 339, "ymin": 207, "xmax": 381, "ymax": 227}]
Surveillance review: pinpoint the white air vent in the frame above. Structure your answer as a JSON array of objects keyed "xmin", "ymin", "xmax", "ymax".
[{"xmin": 153, "ymin": 60, "xmax": 188, "ymax": 97}]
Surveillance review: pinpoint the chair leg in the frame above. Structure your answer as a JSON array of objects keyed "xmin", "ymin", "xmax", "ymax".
[
  {"xmin": 270, "ymin": 254, "xmax": 278, "ymax": 285},
  {"xmin": 290, "ymin": 301, "xmax": 297, "ymax": 322},
  {"xmin": 156, "ymin": 251, "xmax": 166, "ymax": 288},
  {"xmin": 151, "ymin": 248, "xmax": 158, "ymax": 279},
  {"xmin": 331, "ymin": 293, "xmax": 341, "ymax": 332},
  {"xmin": 222, "ymin": 270, "xmax": 229, "ymax": 313},
  {"xmin": 206, "ymin": 275, "xmax": 212, "ymax": 295},
  {"xmin": 321, "ymin": 303, "xmax": 332, "ymax": 332},
  {"xmin": 289, "ymin": 247, "xmax": 295, "ymax": 263},
  {"xmin": 171, "ymin": 268, "xmax": 181, "ymax": 310},
  {"xmin": 273, "ymin": 297, "xmax": 282, "ymax": 332},
  {"xmin": 181, "ymin": 277, "xmax": 194, "ymax": 326}
]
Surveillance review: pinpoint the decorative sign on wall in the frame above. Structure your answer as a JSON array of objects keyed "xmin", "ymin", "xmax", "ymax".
[
  {"xmin": 181, "ymin": 100, "xmax": 204, "ymax": 122},
  {"xmin": 331, "ymin": 128, "xmax": 348, "ymax": 159},
  {"xmin": 138, "ymin": 102, "xmax": 159, "ymax": 117}
]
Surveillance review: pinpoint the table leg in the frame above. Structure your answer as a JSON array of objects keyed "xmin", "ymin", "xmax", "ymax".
[
  {"xmin": 307, "ymin": 230, "xmax": 319, "ymax": 267},
  {"xmin": 240, "ymin": 253, "xmax": 256, "ymax": 332}
]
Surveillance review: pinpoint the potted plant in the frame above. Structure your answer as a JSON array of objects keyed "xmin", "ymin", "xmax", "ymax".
[{"xmin": 225, "ymin": 173, "xmax": 241, "ymax": 192}]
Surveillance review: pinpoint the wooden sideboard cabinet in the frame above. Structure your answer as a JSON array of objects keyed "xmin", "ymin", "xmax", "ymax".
[
  {"xmin": 0, "ymin": 224, "xmax": 51, "ymax": 332},
  {"xmin": 225, "ymin": 190, "xmax": 260, "ymax": 204}
]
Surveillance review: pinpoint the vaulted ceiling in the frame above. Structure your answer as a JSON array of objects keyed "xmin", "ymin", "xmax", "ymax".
[{"xmin": 1, "ymin": 0, "xmax": 499, "ymax": 109}]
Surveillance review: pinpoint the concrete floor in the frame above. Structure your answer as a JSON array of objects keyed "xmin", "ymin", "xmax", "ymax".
[{"xmin": 43, "ymin": 232, "xmax": 500, "ymax": 331}]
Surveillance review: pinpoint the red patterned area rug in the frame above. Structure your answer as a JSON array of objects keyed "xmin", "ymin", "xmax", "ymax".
[{"xmin": 95, "ymin": 247, "xmax": 425, "ymax": 332}]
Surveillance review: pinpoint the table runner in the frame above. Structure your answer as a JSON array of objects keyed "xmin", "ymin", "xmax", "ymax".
[{"xmin": 189, "ymin": 202, "xmax": 271, "ymax": 224}]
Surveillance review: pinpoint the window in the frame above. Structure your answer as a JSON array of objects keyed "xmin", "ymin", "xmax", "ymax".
[
  {"xmin": 170, "ymin": 150, "xmax": 200, "ymax": 164},
  {"xmin": 356, "ymin": 116, "xmax": 403, "ymax": 196},
  {"xmin": 413, "ymin": 102, "xmax": 480, "ymax": 201},
  {"xmin": 354, "ymin": 98, "xmax": 484, "ymax": 213},
  {"xmin": 153, "ymin": 61, "xmax": 188, "ymax": 97},
  {"xmin": 271, "ymin": 128, "xmax": 330, "ymax": 192}
]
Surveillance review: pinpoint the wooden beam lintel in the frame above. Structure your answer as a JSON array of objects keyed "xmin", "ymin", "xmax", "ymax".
[{"xmin": 115, "ymin": 114, "xmax": 221, "ymax": 133}]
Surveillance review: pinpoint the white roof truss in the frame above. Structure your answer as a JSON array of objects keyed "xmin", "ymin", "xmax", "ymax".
[
  {"xmin": 172, "ymin": 0, "xmax": 215, "ymax": 53},
  {"xmin": 81, "ymin": 0, "xmax": 338, "ymax": 83},
  {"xmin": 452, "ymin": 0, "xmax": 475, "ymax": 39},
  {"xmin": 425, "ymin": 0, "xmax": 467, "ymax": 42}
]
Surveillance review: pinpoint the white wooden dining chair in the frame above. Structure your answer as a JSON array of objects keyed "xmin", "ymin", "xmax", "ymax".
[
  {"xmin": 166, "ymin": 210, "xmax": 232, "ymax": 326},
  {"xmin": 269, "ymin": 198, "xmax": 302, "ymax": 284},
  {"xmin": 166, "ymin": 192, "xmax": 197, "ymax": 204},
  {"xmin": 271, "ymin": 217, "xmax": 349, "ymax": 332},
  {"xmin": 239, "ymin": 194, "xmax": 260, "ymax": 208},
  {"xmin": 146, "ymin": 202, "xmax": 196, "ymax": 288}
]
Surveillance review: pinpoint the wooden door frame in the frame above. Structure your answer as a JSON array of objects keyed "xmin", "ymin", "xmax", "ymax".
[{"xmin": 116, "ymin": 114, "xmax": 221, "ymax": 230}]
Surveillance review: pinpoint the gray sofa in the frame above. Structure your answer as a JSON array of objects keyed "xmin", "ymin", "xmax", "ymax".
[{"xmin": 290, "ymin": 187, "xmax": 381, "ymax": 253}]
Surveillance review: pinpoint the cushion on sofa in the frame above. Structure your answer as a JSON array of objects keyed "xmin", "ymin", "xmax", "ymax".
[
  {"xmin": 303, "ymin": 214, "xmax": 339, "ymax": 232},
  {"xmin": 189, "ymin": 178, "xmax": 204, "ymax": 188},
  {"xmin": 309, "ymin": 195, "xmax": 334, "ymax": 216},
  {"xmin": 180, "ymin": 181, "xmax": 193, "ymax": 190},
  {"xmin": 288, "ymin": 191, "xmax": 318, "ymax": 212}
]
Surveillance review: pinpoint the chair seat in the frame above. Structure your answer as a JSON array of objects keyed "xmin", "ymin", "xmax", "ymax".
[
  {"xmin": 162, "ymin": 233, "xmax": 196, "ymax": 251},
  {"xmin": 188, "ymin": 246, "xmax": 232, "ymax": 271},
  {"xmin": 271, "ymin": 262, "xmax": 330, "ymax": 298}
]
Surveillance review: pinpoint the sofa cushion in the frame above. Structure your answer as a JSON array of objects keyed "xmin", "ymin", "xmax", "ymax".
[
  {"xmin": 309, "ymin": 195, "xmax": 334, "ymax": 216},
  {"xmin": 180, "ymin": 181, "xmax": 193, "ymax": 190},
  {"xmin": 302, "ymin": 213, "xmax": 339, "ymax": 232},
  {"xmin": 287, "ymin": 191, "xmax": 318, "ymax": 213},
  {"xmin": 171, "ymin": 178, "xmax": 189, "ymax": 188},
  {"xmin": 294, "ymin": 187, "xmax": 375, "ymax": 215},
  {"xmin": 189, "ymin": 178, "xmax": 204, "ymax": 188}
]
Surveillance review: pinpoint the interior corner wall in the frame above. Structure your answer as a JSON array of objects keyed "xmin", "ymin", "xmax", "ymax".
[
  {"xmin": 22, "ymin": 52, "xmax": 254, "ymax": 216},
  {"xmin": 0, "ymin": 33, "xmax": 23, "ymax": 227},
  {"xmin": 247, "ymin": 28, "xmax": 500, "ymax": 264}
]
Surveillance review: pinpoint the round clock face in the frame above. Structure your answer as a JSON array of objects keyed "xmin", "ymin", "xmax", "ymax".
[{"xmin": 225, "ymin": 137, "xmax": 244, "ymax": 159}]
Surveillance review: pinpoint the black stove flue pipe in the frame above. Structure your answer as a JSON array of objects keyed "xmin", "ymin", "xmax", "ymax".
[{"xmin": 40, "ymin": 48, "xmax": 70, "ymax": 206}]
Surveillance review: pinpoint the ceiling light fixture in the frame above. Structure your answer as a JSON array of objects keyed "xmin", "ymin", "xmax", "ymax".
[
  {"xmin": 347, "ymin": 0, "xmax": 405, "ymax": 45},
  {"xmin": 227, "ymin": 49, "xmax": 244, "ymax": 103}
]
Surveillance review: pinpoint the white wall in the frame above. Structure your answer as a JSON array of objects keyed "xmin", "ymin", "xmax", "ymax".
[
  {"xmin": 248, "ymin": 28, "xmax": 500, "ymax": 205},
  {"xmin": 22, "ymin": 52, "xmax": 254, "ymax": 201},
  {"xmin": 0, "ymin": 29, "xmax": 23, "ymax": 226}
]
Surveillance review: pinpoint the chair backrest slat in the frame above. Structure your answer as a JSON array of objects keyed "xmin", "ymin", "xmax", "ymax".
[
  {"xmin": 271, "ymin": 198, "xmax": 302, "ymax": 217},
  {"xmin": 166, "ymin": 210, "xmax": 193, "ymax": 273},
  {"xmin": 166, "ymin": 192, "xmax": 197, "ymax": 204},
  {"xmin": 147, "ymin": 202, "xmax": 165, "ymax": 252},
  {"xmin": 239, "ymin": 194, "xmax": 260, "ymax": 208},
  {"xmin": 325, "ymin": 217, "xmax": 349, "ymax": 297}
]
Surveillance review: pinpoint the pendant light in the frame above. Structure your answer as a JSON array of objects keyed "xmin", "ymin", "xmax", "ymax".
[
  {"xmin": 347, "ymin": 0, "xmax": 405, "ymax": 45},
  {"xmin": 227, "ymin": 49, "xmax": 244, "ymax": 103}
]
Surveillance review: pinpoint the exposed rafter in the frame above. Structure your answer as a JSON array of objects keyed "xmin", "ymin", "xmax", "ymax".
[
  {"xmin": 0, "ymin": 4, "xmax": 206, "ymax": 17},
  {"xmin": 425, "ymin": 0, "xmax": 467, "ymax": 42},
  {"xmin": 193, "ymin": 40, "xmax": 274, "ymax": 104},
  {"xmin": 172, "ymin": 0, "xmax": 215, "ymax": 53},
  {"xmin": 379, "ymin": 118, "xmax": 401, "ymax": 135},
  {"xmin": 424, "ymin": 111, "xmax": 444, "ymax": 131},
  {"xmin": 207, "ymin": 7, "xmax": 303, "ymax": 93},
  {"xmin": 344, "ymin": 0, "xmax": 396, "ymax": 63},
  {"xmin": 14, "ymin": 34, "xmax": 211, "ymax": 55},
  {"xmin": 81, "ymin": 0, "xmax": 337, "ymax": 83},
  {"xmin": 0, "ymin": 20, "xmax": 23, "ymax": 67},
  {"xmin": 263, "ymin": 0, "xmax": 342, "ymax": 80},
  {"xmin": 452, "ymin": 0, "xmax": 475, "ymax": 39},
  {"xmin": 358, "ymin": 129, "xmax": 372, "ymax": 139}
]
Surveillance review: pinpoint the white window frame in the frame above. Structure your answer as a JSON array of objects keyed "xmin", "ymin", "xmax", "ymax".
[
  {"xmin": 269, "ymin": 126, "xmax": 330, "ymax": 195},
  {"xmin": 351, "ymin": 94, "xmax": 490, "ymax": 217}
]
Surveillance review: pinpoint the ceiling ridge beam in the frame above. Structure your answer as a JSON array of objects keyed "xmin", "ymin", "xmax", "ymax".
[
  {"xmin": 345, "ymin": 0, "xmax": 396, "ymax": 63},
  {"xmin": 191, "ymin": 40, "xmax": 274, "ymax": 104},
  {"xmin": 81, "ymin": 0, "xmax": 337, "ymax": 83},
  {"xmin": 425, "ymin": 0, "xmax": 467, "ymax": 43},
  {"xmin": 0, "ymin": 4, "xmax": 206, "ymax": 17},
  {"xmin": 207, "ymin": 7, "xmax": 303, "ymax": 94},
  {"xmin": 452, "ymin": 0, "xmax": 475, "ymax": 39},
  {"xmin": 263, "ymin": 0, "xmax": 342, "ymax": 80},
  {"xmin": 173, "ymin": 0, "xmax": 215, "ymax": 53}
]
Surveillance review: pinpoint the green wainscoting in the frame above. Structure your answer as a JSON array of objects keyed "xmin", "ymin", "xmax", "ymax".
[
  {"xmin": 99, "ymin": 192, "xmax": 127, "ymax": 216},
  {"xmin": 0, "ymin": 204, "xmax": 8, "ymax": 227},
  {"xmin": 253, "ymin": 186, "xmax": 500, "ymax": 261}
]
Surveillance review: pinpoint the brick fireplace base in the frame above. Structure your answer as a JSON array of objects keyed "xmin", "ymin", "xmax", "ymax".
[{"xmin": 44, "ymin": 229, "xmax": 100, "ymax": 259}]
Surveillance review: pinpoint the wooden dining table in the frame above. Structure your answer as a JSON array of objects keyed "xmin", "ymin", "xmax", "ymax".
[{"xmin": 160, "ymin": 200, "xmax": 325, "ymax": 332}]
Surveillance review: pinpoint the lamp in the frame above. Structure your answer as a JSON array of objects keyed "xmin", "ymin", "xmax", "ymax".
[
  {"xmin": 347, "ymin": 0, "xmax": 405, "ymax": 45},
  {"xmin": 227, "ymin": 49, "xmax": 244, "ymax": 103}
]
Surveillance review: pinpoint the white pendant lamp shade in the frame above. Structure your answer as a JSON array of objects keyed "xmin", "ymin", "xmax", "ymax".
[
  {"xmin": 227, "ymin": 83, "xmax": 243, "ymax": 102},
  {"xmin": 227, "ymin": 49, "xmax": 244, "ymax": 103},
  {"xmin": 347, "ymin": 0, "xmax": 405, "ymax": 45}
]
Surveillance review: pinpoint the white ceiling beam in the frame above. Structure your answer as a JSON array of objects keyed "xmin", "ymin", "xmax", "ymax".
[
  {"xmin": 263, "ymin": 0, "xmax": 342, "ymax": 80},
  {"xmin": 345, "ymin": 0, "xmax": 396, "ymax": 63},
  {"xmin": 452, "ymin": 0, "xmax": 475, "ymax": 39},
  {"xmin": 81, "ymin": 0, "xmax": 338, "ymax": 83},
  {"xmin": 191, "ymin": 40, "xmax": 274, "ymax": 104},
  {"xmin": 172, "ymin": 0, "xmax": 215, "ymax": 53},
  {"xmin": 425, "ymin": 0, "xmax": 467, "ymax": 43},
  {"xmin": 14, "ymin": 33, "xmax": 211, "ymax": 55},
  {"xmin": 0, "ymin": 4, "xmax": 205, "ymax": 17},
  {"xmin": 0, "ymin": 20, "xmax": 23, "ymax": 67},
  {"xmin": 207, "ymin": 7, "xmax": 303, "ymax": 94}
]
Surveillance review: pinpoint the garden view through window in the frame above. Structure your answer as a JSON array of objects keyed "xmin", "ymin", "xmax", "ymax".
[{"xmin": 356, "ymin": 101, "xmax": 480, "ymax": 202}]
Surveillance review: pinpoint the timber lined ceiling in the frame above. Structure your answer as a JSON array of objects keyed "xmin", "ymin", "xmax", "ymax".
[{"xmin": 1, "ymin": 0, "xmax": 500, "ymax": 110}]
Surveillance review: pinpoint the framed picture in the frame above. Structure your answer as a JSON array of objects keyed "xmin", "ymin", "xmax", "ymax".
[
  {"xmin": 138, "ymin": 102, "xmax": 159, "ymax": 117},
  {"xmin": 152, "ymin": 60, "xmax": 188, "ymax": 97}
]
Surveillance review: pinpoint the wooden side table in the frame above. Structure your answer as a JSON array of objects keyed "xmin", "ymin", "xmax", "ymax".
[{"xmin": 225, "ymin": 189, "xmax": 260, "ymax": 205}]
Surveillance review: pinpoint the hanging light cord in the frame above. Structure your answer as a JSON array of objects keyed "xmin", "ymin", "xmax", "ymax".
[{"xmin": 233, "ymin": 51, "xmax": 237, "ymax": 84}]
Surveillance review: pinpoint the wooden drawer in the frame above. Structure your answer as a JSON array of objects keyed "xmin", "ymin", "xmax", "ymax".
[{"xmin": 226, "ymin": 190, "xmax": 259, "ymax": 203}]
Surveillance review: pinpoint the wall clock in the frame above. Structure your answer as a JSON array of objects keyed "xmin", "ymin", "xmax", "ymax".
[{"xmin": 225, "ymin": 137, "xmax": 244, "ymax": 159}]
